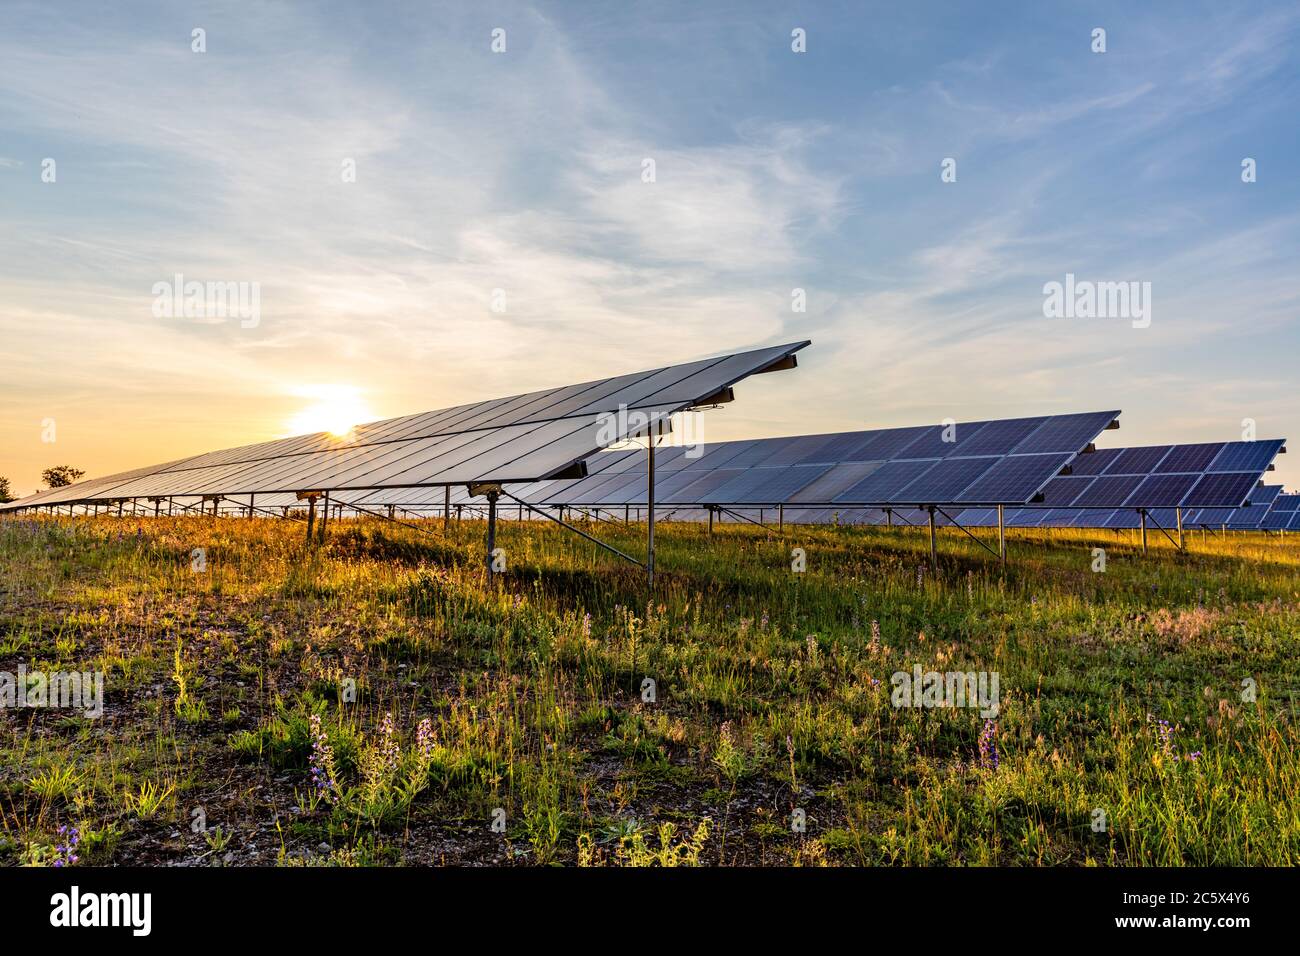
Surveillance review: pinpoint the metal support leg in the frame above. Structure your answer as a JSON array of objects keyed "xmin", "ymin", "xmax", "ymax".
[
  {"xmin": 708, "ymin": 506, "xmax": 714, "ymax": 536},
  {"xmin": 444, "ymin": 486, "xmax": 451, "ymax": 531},
  {"xmin": 647, "ymin": 439, "xmax": 656, "ymax": 590},
  {"xmin": 927, "ymin": 506, "xmax": 937, "ymax": 566},
  {"xmin": 997, "ymin": 504, "xmax": 1006, "ymax": 564},
  {"xmin": 1176, "ymin": 507, "xmax": 1184, "ymax": 550},
  {"xmin": 320, "ymin": 491, "xmax": 330, "ymax": 542},
  {"xmin": 247, "ymin": 494, "xmax": 255, "ymax": 518},
  {"xmin": 779, "ymin": 504, "xmax": 784, "ymax": 531},
  {"xmin": 886, "ymin": 508, "xmax": 893, "ymax": 529},
  {"xmin": 485, "ymin": 491, "xmax": 499, "ymax": 587},
  {"xmin": 1140, "ymin": 510, "xmax": 1148, "ymax": 554},
  {"xmin": 306, "ymin": 497, "xmax": 317, "ymax": 542}
]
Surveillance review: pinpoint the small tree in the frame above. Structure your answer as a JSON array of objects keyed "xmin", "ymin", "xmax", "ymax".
[
  {"xmin": 42, "ymin": 465, "xmax": 85, "ymax": 489},
  {"xmin": 0, "ymin": 476, "xmax": 13, "ymax": 503}
]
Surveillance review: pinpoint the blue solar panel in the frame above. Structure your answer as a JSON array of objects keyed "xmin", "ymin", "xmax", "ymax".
[
  {"xmin": 1069, "ymin": 474, "xmax": 1145, "ymax": 507},
  {"xmin": 892, "ymin": 421, "xmax": 993, "ymax": 460},
  {"xmin": 701, "ymin": 465, "xmax": 830, "ymax": 504},
  {"xmin": 893, "ymin": 456, "xmax": 998, "ymax": 502},
  {"xmin": 1208, "ymin": 440, "xmax": 1285, "ymax": 474},
  {"xmin": 1123, "ymin": 474, "xmax": 1199, "ymax": 508},
  {"xmin": 789, "ymin": 461, "xmax": 885, "ymax": 503},
  {"xmin": 1155, "ymin": 443, "xmax": 1225, "ymax": 474},
  {"xmin": 791, "ymin": 432, "xmax": 878, "ymax": 466},
  {"xmin": 1104, "ymin": 446, "xmax": 1172, "ymax": 475},
  {"xmin": 663, "ymin": 469, "xmax": 747, "ymax": 504},
  {"xmin": 1012, "ymin": 412, "xmax": 1119, "ymax": 454},
  {"xmin": 850, "ymin": 427, "xmax": 930, "ymax": 462},
  {"xmin": 1036, "ymin": 475, "xmax": 1094, "ymax": 506},
  {"xmin": 952, "ymin": 417, "xmax": 1049, "ymax": 457},
  {"xmin": 1271, "ymin": 494, "xmax": 1300, "ymax": 512},
  {"xmin": 834, "ymin": 459, "xmax": 939, "ymax": 503},
  {"xmin": 1068, "ymin": 447, "xmax": 1122, "ymax": 476},
  {"xmin": 954, "ymin": 453, "xmax": 1070, "ymax": 503},
  {"xmin": 1182, "ymin": 472, "xmax": 1259, "ymax": 507}
]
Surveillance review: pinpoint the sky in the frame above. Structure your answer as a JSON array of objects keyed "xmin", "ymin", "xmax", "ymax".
[{"xmin": 2, "ymin": 0, "xmax": 1298, "ymax": 497}]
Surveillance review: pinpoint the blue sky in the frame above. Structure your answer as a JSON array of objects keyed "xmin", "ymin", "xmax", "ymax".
[{"xmin": 1, "ymin": 0, "xmax": 1298, "ymax": 495}]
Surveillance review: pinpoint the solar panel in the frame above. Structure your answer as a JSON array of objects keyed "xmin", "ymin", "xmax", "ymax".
[
  {"xmin": 531, "ymin": 410, "xmax": 1119, "ymax": 510},
  {"xmin": 1208, "ymin": 440, "xmax": 1285, "ymax": 473},
  {"xmin": 788, "ymin": 462, "xmax": 886, "ymax": 503},
  {"xmin": 1012, "ymin": 412, "xmax": 1120, "ymax": 454},
  {"xmin": 1068, "ymin": 447, "xmax": 1122, "ymax": 476},
  {"xmin": 3, "ymin": 341, "xmax": 810, "ymax": 509},
  {"xmin": 894, "ymin": 456, "xmax": 999, "ymax": 502},
  {"xmin": 1155, "ymin": 443, "xmax": 1224, "ymax": 474},
  {"xmin": 1124, "ymin": 474, "xmax": 1200, "ymax": 508},
  {"xmin": 834, "ymin": 459, "xmax": 940, "ymax": 503},
  {"xmin": 1181, "ymin": 472, "xmax": 1261, "ymax": 507},
  {"xmin": 700, "ymin": 465, "xmax": 830, "ymax": 504},
  {"xmin": 1104, "ymin": 446, "xmax": 1172, "ymax": 475},
  {"xmin": 953, "ymin": 453, "xmax": 1071, "ymax": 504}
]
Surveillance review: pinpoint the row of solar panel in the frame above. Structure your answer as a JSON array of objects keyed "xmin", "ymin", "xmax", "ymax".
[
  {"xmin": 506, "ymin": 411, "xmax": 1122, "ymax": 508},
  {"xmin": 3, "ymin": 343, "xmax": 809, "ymax": 508},
  {"xmin": 527, "ymin": 438, "xmax": 1279, "ymax": 510}
]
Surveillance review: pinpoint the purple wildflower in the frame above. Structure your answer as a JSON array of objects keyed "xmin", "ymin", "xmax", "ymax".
[
  {"xmin": 416, "ymin": 717, "xmax": 435, "ymax": 760},
  {"xmin": 978, "ymin": 720, "xmax": 999, "ymax": 771},
  {"xmin": 309, "ymin": 713, "xmax": 338, "ymax": 800},
  {"xmin": 53, "ymin": 825, "xmax": 80, "ymax": 867}
]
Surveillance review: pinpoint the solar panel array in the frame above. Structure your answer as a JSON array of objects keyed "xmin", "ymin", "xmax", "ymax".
[
  {"xmin": 520, "ymin": 411, "xmax": 1121, "ymax": 508},
  {"xmin": 1, "ymin": 342, "xmax": 808, "ymax": 511}
]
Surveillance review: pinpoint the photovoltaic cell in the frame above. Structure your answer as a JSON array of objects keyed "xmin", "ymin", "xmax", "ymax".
[
  {"xmin": 1104, "ymin": 446, "xmax": 1172, "ymax": 475},
  {"xmin": 1011, "ymin": 411, "xmax": 1119, "ymax": 455},
  {"xmin": 1181, "ymin": 472, "xmax": 1260, "ymax": 507},
  {"xmin": 1208, "ymin": 440, "xmax": 1285, "ymax": 474},
  {"xmin": 1067, "ymin": 447, "xmax": 1122, "ymax": 476},
  {"xmin": 954, "ymin": 454, "xmax": 1070, "ymax": 504},
  {"xmin": 1123, "ymin": 474, "xmax": 1200, "ymax": 508},
  {"xmin": 894, "ymin": 456, "xmax": 999, "ymax": 502},
  {"xmin": 834, "ymin": 459, "xmax": 940, "ymax": 503},
  {"xmin": 951, "ymin": 417, "xmax": 1049, "ymax": 457},
  {"xmin": 1155, "ymin": 443, "xmax": 1225, "ymax": 474}
]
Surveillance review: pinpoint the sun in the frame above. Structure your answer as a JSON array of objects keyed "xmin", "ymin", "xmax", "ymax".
[{"xmin": 285, "ymin": 385, "xmax": 372, "ymax": 438}]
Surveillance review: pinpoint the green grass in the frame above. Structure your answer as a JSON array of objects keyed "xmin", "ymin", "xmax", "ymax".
[{"xmin": 0, "ymin": 512, "xmax": 1297, "ymax": 866}]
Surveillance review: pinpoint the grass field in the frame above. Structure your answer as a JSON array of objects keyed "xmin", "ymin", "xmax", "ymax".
[{"xmin": 1, "ymin": 512, "xmax": 1298, "ymax": 867}]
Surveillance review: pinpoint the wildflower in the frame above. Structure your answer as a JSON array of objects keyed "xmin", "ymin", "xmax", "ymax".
[
  {"xmin": 309, "ymin": 713, "xmax": 338, "ymax": 800},
  {"xmin": 416, "ymin": 717, "xmax": 435, "ymax": 760},
  {"xmin": 869, "ymin": 620, "xmax": 881, "ymax": 655},
  {"xmin": 581, "ymin": 612, "xmax": 592, "ymax": 640},
  {"xmin": 978, "ymin": 720, "xmax": 999, "ymax": 771},
  {"xmin": 377, "ymin": 713, "xmax": 400, "ymax": 775},
  {"xmin": 53, "ymin": 825, "xmax": 80, "ymax": 867}
]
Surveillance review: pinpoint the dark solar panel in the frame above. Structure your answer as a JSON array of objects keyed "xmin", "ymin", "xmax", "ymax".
[
  {"xmin": 1068, "ymin": 447, "xmax": 1122, "ymax": 476},
  {"xmin": 1192, "ymin": 507, "xmax": 1235, "ymax": 525},
  {"xmin": 1071, "ymin": 474, "xmax": 1145, "ymax": 507},
  {"xmin": 850, "ymin": 427, "xmax": 930, "ymax": 462},
  {"xmin": 1012, "ymin": 411, "xmax": 1119, "ymax": 454},
  {"xmin": 1270, "ymin": 494, "xmax": 1300, "ymax": 512},
  {"xmin": 791, "ymin": 432, "xmax": 878, "ymax": 466},
  {"xmin": 701, "ymin": 465, "xmax": 830, "ymax": 504},
  {"xmin": 834, "ymin": 459, "xmax": 940, "ymax": 503},
  {"xmin": 952, "ymin": 417, "xmax": 1049, "ymax": 457},
  {"xmin": 1261, "ymin": 510, "xmax": 1292, "ymax": 530},
  {"xmin": 1181, "ymin": 472, "xmax": 1259, "ymax": 507},
  {"xmin": 891, "ymin": 421, "xmax": 992, "ymax": 460},
  {"xmin": 1036, "ymin": 475, "xmax": 1094, "ymax": 506},
  {"xmin": 1207, "ymin": 440, "xmax": 1284, "ymax": 474},
  {"xmin": 1123, "ymin": 473, "xmax": 1199, "ymax": 507},
  {"xmin": 1104, "ymin": 445, "xmax": 1172, "ymax": 475},
  {"xmin": 954, "ymin": 453, "xmax": 1070, "ymax": 503},
  {"xmin": 763, "ymin": 434, "xmax": 840, "ymax": 467},
  {"xmin": 662, "ymin": 469, "xmax": 747, "ymax": 504},
  {"xmin": 894, "ymin": 456, "xmax": 998, "ymax": 502},
  {"xmin": 788, "ymin": 461, "xmax": 885, "ymax": 503},
  {"xmin": 717, "ymin": 439, "xmax": 785, "ymax": 470},
  {"xmin": 1155, "ymin": 443, "xmax": 1225, "ymax": 474}
]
